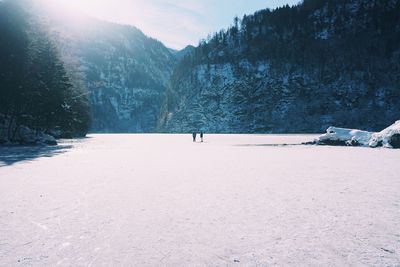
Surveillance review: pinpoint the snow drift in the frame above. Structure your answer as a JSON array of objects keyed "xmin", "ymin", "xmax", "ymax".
[{"xmin": 314, "ymin": 121, "xmax": 400, "ymax": 149}]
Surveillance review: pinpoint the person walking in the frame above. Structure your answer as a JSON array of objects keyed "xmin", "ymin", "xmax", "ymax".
[
  {"xmin": 200, "ymin": 131, "xmax": 204, "ymax": 142},
  {"xmin": 192, "ymin": 132, "xmax": 197, "ymax": 142}
]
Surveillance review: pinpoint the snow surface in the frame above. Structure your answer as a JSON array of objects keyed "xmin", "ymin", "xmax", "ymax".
[{"xmin": 1, "ymin": 134, "xmax": 400, "ymax": 266}]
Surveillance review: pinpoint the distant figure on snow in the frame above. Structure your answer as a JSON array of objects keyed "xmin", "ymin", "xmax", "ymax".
[
  {"xmin": 192, "ymin": 132, "xmax": 197, "ymax": 142},
  {"xmin": 200, "ymin": 131, "xmax": 204, "ymax": 142}
]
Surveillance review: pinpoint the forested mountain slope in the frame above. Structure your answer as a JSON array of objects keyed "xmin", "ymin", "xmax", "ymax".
[
  {"xmin": 0, "ymin": 0, "xmax": 90, "ymax": 144},
  {"xmin": 47, "ymin": 13, "xmax": 176, "ymax": 132},
  {"xmin": 2, "ymin": 0, "xmax": 399, "ymax": 136},
  {"xmin": 160, "ymin": 0, "xmax": 400, "ymax": 133}
]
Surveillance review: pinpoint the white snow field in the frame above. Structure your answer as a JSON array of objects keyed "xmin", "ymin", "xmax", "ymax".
[{"xmin": 1, "ymin": 134, "xmax": 400, "ymax": 266}]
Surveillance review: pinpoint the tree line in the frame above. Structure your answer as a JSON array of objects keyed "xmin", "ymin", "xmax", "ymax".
[{"xmin": 0, "ymin": 0, "xmax": 90, "ymax": 143}]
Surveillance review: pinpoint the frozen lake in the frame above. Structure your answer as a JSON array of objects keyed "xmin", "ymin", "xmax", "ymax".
[{"xmin": 0, "ymin": 134, "xmax": 399, "ymax": 266}]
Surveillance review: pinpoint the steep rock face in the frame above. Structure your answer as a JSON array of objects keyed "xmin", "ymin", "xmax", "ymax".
[
  {"xmin": 50, "ymin": 17, "xmax": 176, "ymax": 132},
  {"xmin": 161, "ymin": 0, "xmax": 400, "ymax": 133}
]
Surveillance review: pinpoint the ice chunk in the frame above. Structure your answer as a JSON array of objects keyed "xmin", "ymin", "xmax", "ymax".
[
  {"xmin": 314, "ymin": 121, "xmax": 400, "ymax": 149},
  {"xmin": 315, "ymin": 127, "xmax": 373, "ymax": 147},
  {"xmin": 369, "ymin": 120, "xmax": 400, "ymax": 148}
]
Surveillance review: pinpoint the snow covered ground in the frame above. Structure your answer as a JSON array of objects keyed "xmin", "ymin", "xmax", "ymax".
[{"xmin": 1, "ymin": 134, "xmax": 400, "ymax": 266}]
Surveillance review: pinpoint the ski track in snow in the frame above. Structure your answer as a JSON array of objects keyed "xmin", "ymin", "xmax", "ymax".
[{"xmin": 0, "ymin": 134, "xmax": 400, "ymax": 266}]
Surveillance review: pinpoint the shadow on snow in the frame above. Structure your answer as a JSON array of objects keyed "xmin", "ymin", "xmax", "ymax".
[
  {"xmin": 235, "ymin": 144, "xmax": 304, "ymax": 147},
  {"xmin": 0, "ymin": 145, "xmax": 73, "ymax": 167}
]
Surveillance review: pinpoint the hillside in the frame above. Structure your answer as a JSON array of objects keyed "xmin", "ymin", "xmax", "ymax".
[
  {"xmin": 46, "ymin": 12, "xmax": 177, "ymax": 133},
  {"xmin": 0, "ymin": 0, "xmax": 90, "ymax": 144},
  {"xmin": 160, "ymin": 0, "xmax": 400, "ymax": 133}
]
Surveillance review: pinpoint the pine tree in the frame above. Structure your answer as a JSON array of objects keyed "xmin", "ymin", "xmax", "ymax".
[{"xmin": 0, "ymin": 0, "xmax": 91, "ymax": 143}]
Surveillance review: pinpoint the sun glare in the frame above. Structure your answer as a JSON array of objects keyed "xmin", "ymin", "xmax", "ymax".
[
  {"xmin": 37, "ymin": 0, "xmax": 143, "ymax": 28},
  {"xmin": 39, "ymin": 0, "xmax": 97, "ymax": 14}
]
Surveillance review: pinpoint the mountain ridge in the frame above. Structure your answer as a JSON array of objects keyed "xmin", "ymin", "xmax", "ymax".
[
  {"xmin": 45, "ymin": 12, "xmax": 178, "ymax": 133},
  {"xmin": 2, "ymin": 0, "xmax": 399, "ymax": 136},
  {"xmin": 160, "ymin": 0, "xmax": 400, "ymax": 133}
]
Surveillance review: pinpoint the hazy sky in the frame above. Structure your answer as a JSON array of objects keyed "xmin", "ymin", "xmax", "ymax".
[{"xmin": 49, "ymin": 0, "xmax": 300, "ymax": 49}]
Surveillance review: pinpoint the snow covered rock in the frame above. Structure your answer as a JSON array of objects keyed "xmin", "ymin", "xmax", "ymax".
[
  {"xmin": 314, "ymin": 127, "xmax": 373, "ymax": 147},
  {"xmin": 314, "ymin": 121, "xmax": 400, "ymax": 149},
  {"xmin": 18, "ymin": 126, "xmax": 57, "ymax": 146},
  {"xmin": 369, "ymin": 120, "xmax": 400, "ymax": 148},
  {"xmin": 0, "ymin": 124, "xmax": 57, "ymax": 146},
  {"xmin": 38, "ymin": 133, "xmax": 58, "ymax": 146}
]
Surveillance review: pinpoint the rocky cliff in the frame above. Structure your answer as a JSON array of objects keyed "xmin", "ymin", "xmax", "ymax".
[{"xmin": 160, "ymin": 0, "xmax": 400, "ymax": 133}]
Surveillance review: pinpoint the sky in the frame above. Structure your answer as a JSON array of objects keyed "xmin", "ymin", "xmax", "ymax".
[{"xmin": 45, "ymin": 0, "xmax": 300, "ymax": 49}]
